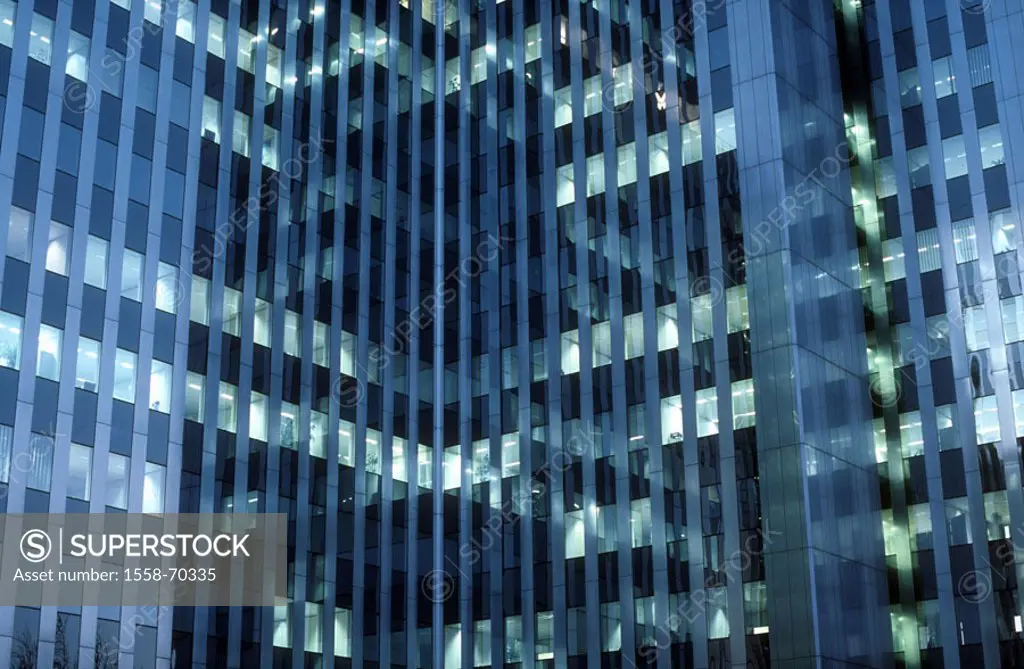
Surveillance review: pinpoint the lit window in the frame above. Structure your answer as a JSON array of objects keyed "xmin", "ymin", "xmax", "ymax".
[
  {"xmin": 366, "ymin": 428, "xmax": 382, "ymax": 474},
  {"xmin": 696, "ymin": 387, "xmax": 719, "ymax": 437},
  {"xmin": 655, "ymin": 304, "xmax": 678, "ymax": 351},
  {"xmin": 0, "ymin": 0, "xmax": 14, "ymax": 48},
  {"xmin": 122, "ymin": 250, "xmax": 145, "ymax": 301},
  {"xmin": 310, "ymin": 411, "xmax": 328, "ymax": 458},
  {"xmin": 143, "ymin": 0, "xmax": 161, "ymax": 24},
  {"xmin": 6, "ymin": 207, "xmax": 33, "ymax": 262},
  {"xmin": 933, "ymin": 56, "xmax": 955, "ymax": 98},
  {"xmin": 155, "ymin": 262, "xmax": 179, "ymax": 313},
  {"xmin": 66, "ymin": 31, "xmax": 90, "ymax": 82},
  {"xmin": 942, "ymin": 135, "xmax": 968, "ymax": 180},
  {"xmin": 630, "ymin": 498, "xmax": 652, "ymax": 547},
  {"xmin": 334, "ymin": 608, "xmax": 353, "ymax": 657},
  {"xmin": 964, "ymin": 305, "xmax": 989, "ymax": 351},
  {"xmin": 502, "ymin": 346, "xmax": 518, "ymax": 389},
  {"xmin": 113, "ymin": 349, "xmax": 137, "ymax": 403},
  {"xmin": 967, "ymin": 44, "xmax": 992, "ymax": 87},
  {"xmin": 952, "ymin": 219, "xmax": 979, "ymax": 263},
  {"xmin": 617, "ymin": 142, "xmax": 637, "ymax": 186},
  {"xmin": 223, "ymin": 287, "xmax": 243, "ymax": 336},
  {"xmin": 83, "ymin": 236, "xmax": 108, "ymax": 288},
  {"xmin": 340, "ymin": 330, "xmax": 356, "ymax": 376},
  {"xmin": 106, "ymin": 453, "xmax": 129, "ymax": 509},
  {"xmin": 68, "ymin": 443, "xmax": 92, "ymax": 501},
  {"xmin": 732, "ymin": 379, "xmax": 756, "ymax": 429},
  {"xmin": 149, "ymin": 359, "xmax": 172, "ymax": 413},
  {"xmin": 649, "ymin": 132, "xmax": 670, "ymax": 176},
  {"xmin": 554, "ymin": 87, "xmax": 572, "ymax": 127},
  {"xmin": 45, "ymin": 221, "xmax": 71, "ymax": 275},
  {"xmin": 682, "ymin": 119, "xmax": 701, "ymax": 165},
  {"xmin": 339, "ymin": 419, "xmax": 355, "ymax": 467},
  {"xmin": 661, "ymin": 395, "xmax": 684, "ymax": 444},
  {"xmin": 991, "ymin": 210, "xmax": 1017, "ymax": 254},
  {"xmin": 556, "ymin": 164, "xmax": 574, "ymax": 207},
  {"xmin": 175, "ymin": 0, "xmax": 195, "ymax": 42},
  {"xmin": 279, "ymin": 401, "xmax": 299, "ymax": 449},
  {"xmin": 28, "ymin": 13, "xmax": 53, "ymax": 65},
  {"xmin": 916, "ymin": 228, "xmax": 941, "ymax": 273},
  {"xmin": 979, "ymin": 124, "xmax": 1004, "ymax": 169},
  {"xmin": 143, "ymin": 462, "xmax": 165, "ymax": 513},
  {"xmin": 273, "ymin": 605, "xmax": 291, "ymax": 648},
  {"xmin": 907, "ymin": 146, "xmax": 931, "ymax": 188},
  {"xmin": 1002, "ymin": 296, "xmax": 1024, "ymax": 343},
  {"xmin": 882, "ymin": 238, "xmax": 906, "ymax": 281},
  {"xmin": 586, "ymin": 154, "xmax": 605, "ymax": 197},
  {"xmin": 207, "ymin": 13, "xmax": 226, "ymax": 59},
  {"xmin": 612, "ymin": 64, "xmax": 632, "ymax": 107},
  {"xmin": 283, "ymin": 310, "xmax": 301, "ymax": 356},
  {"xmin": 190, "ymin": 276, "xmax": 210, "ymax": 325},
  {"xmin": 898, "ymin": 67, "xmax": 922, "ymax": 108},
  {"xmin": 26, "ymin": 432, "xmax": 55, "ymax": 492},
  {"xmin": 524, "ymin": 24, "xmax": 542, "ymax": 63},
  {"xmin": 561, "ymin": 330, "xmax": 580, "ymax": 374},
  {"xmin": 36, "ymin": 325, "xmax": 62, "ymax": 381},
  {"xmin": 875, "ymin": 157, "xmax": 898, "ymax": 197},
  {"xmin": 0, "ymin": 311, "xmax": 23, "ymax": 370},
  {"xmin": 714, "ymin": 108, "xmax": 736, "ymax": 154},
  {"xmin": 184, "ymin": 371, "xmax": 205, "ymax": 423},
  {"xmin": 500, "ymin": 434, "xmax": 519, "ymax": 478},
  {"xmin": 266, "ymin": 44, "xmax": 283, "ymax": 88},
  {"xmin": 692, "ymin": 293, "xmax": 713, "ymax": 341},
  {"xmin": 708, "ymin": 587, "xmax": 730, "ymax": 639},
  {"xmin": 233, "ymin": 110, "xmax": 251, "ymax": 157},
  {"xmin": 218, "ymin": 382, "xmax": 238, "ymax": 433},
  {"xmin": 624, "ymin": 313, "xmax": 644, "ymax": 359},
  {"xmin": 75, "ymin": 337, "xmax": 100, "ymax": 391},
  {"xmin": 254, "ymin": 298, "xmax": 272, "ymax": 346},
  {"xmin": 975, "ymin": 395, "xmax": 1000, "ymax": 444},
  {"xmin": 470, "ymin": 46, "xmax": 487, "ymax": 85},
  {"xmin": 726, "ymin": 285, "xmax": 749, "ymax": 333},
  {"xmin": 237, "ymin": 29, "xmax": 256, "ymax": 73},
  {"xmin": 250, "ymin": 391, "xmax": 269, "ymax": 441},
  {"xmin": 262, "ymin": 126, "xmax": 280, "ymax": 170},
  {"xmin": 201, "ymin": 96, "xmax": 221, "ymax": 143},
  {"xmin": 583, "ymin": 76, "xmax": 603, "ymax": 117}
]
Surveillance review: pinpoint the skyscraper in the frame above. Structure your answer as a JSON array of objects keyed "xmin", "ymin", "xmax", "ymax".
[{"xmin": 0, "ymin": 0, "xmax": 1019, "ymax": 667}]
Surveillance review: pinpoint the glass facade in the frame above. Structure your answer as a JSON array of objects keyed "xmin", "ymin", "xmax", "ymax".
[{"xmin": 0, "ymin": 0, "xmax": 1019, "ymax": 667}]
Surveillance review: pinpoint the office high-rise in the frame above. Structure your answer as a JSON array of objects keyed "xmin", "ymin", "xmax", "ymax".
[{"xmin": 0, "ymin": 0, "xmax": 1019, "ymax": 667}]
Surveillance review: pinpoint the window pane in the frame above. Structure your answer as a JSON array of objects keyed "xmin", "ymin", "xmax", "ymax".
[
  {"xmin": 66, "ymin": 31, "xmax": 90, "ymax": 82},
  {"xmin": 36, "ymin": 325, "xmax": 62, "ymax": 381},
  {"xmin": 933, "ymin": 56, "xmax": 956, "ymax": 98},
  {"xmin": 313, "ymin": 321, "xmax": 329, "ymax": 366},
  {"xmin": 113, "ymin": 349, "xmax": 137, "ymax": 403},
  {"xmin": 28, "ymin": 14, "xmax": 53, "ymax": 65},
  {"xmin": 190, "ymin": 276, "xmax": 210, "ymax": 325},
  {"xmin": 254, "ymin": 299, "xmax": 272, "ymax": 346},
  {"xmin": 0, "ymin": 311, "xmax": 23, "ymax": 370},
  {"xmin": 106, "ymin": 453, "xmax": 129, "ymax": 509},
  {"xmin": 218, "ymin": 382, "xmax": 238, "ymax": 433},
  {"xmin": 26, "ymin": 432, "xmax": 54, "ymax": 491},
  {"xmin": 44, "ymin": 221, "xmax": 72, "ymax": 275},
  {"xmin": 953, "ymin": 219, "xmax": 979, "ymax": 263},
  {"xmin": 250, "ymin": 391, "xmax": 269, "ymax": 441},
  {"xmin": 84, "ymin": 236, "xmax": 108, "ymax": 288},
  {"xmin": 122, "ymin": 250, "xmax": 144, "ymax": 301},
  {"xmin": 185, "ymin": 371, "xmax": 205, "ymax": 423},
  {"xmin": 149, "ymin": 359, "xmax": 172, "ymax": 413},
  {"xmin": 155, "ymin": 262, "xmax": 180, "ymax": 313},
  {"xmin": 67, "ymin": 443, "xmax": 92, "ymax": 501},
  {"xmin": 0, "ymin": 0, "xmax": 14, "ymax": 47},
  {"xmin": 207, "ymin": 13, "xmax": 226, "ymax": 58},
  {"xmin": 943, "ymin": 135, "xmax": 968, "ymax": 179},
  {"xmin": 283, "ymin": 310, "xmax": 301, "ymax": 356},
  {"xmin": 75, "ymin": 337, "xmax": 100, "ymax": 391},
  {"xmin": 7, "ymin": 207, "xmax": 33, "ymax": 262},
  {"xmin": 979, "ymin": 124, "xmax": 1005, "ymax": 168},
  {"xmin": 223, "ymin": 287, "xmax": 243, "ymax": 336},
  {"xmin": 143, "ymin": 462, "xmax": 165, "ymax": 513}
]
